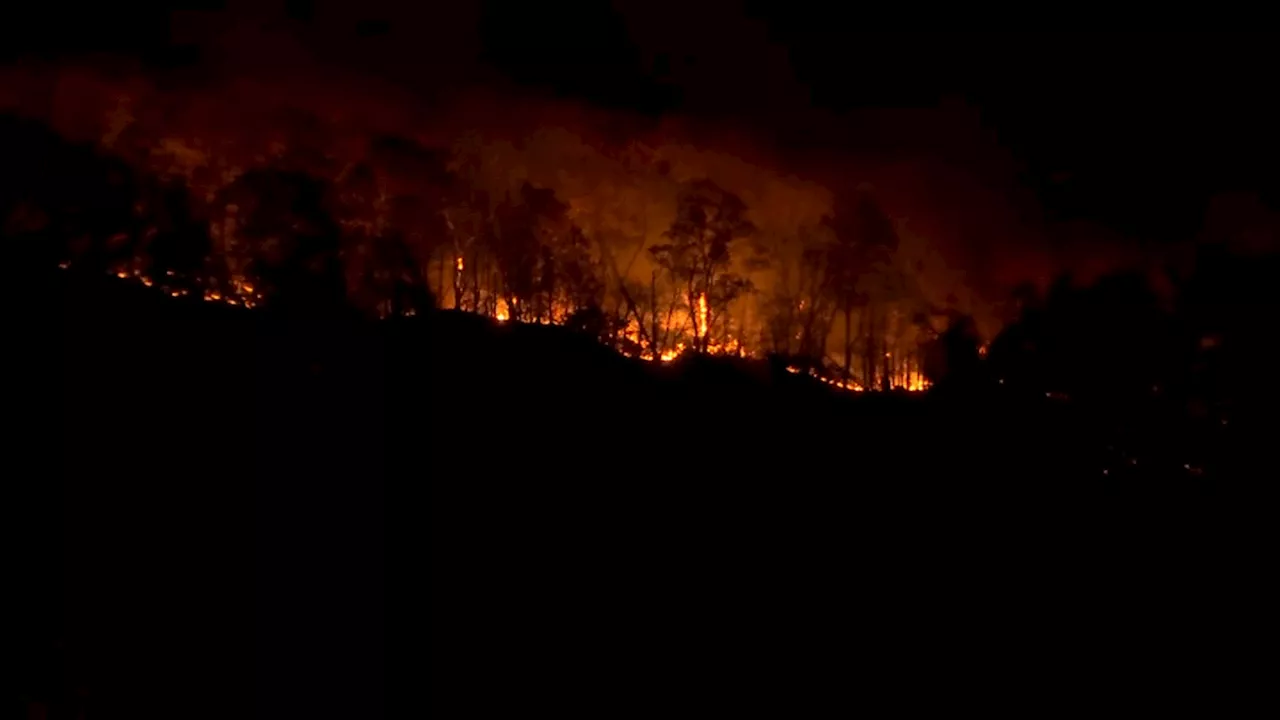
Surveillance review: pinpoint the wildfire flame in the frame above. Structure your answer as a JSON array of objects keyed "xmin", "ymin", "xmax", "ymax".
[
  {"xmin": 698, "ymin": 293, "xmax": 708, "ymax": 344},
  {"xmin": 784, "ymin": 364, "xmax": 929, "ymax": 393},
  {"xmin": 24, "ymin": 65, "xmax": 970, "ymax": 398},
  {"xmin": 84, "ymin": 260, "xmax": 931, "ymax": 392}
]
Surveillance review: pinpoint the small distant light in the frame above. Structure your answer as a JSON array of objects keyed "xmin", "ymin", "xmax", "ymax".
[
  {"xmin": 1183, "ymin": 463, "xmax": 1191, "ymax": 470},
  {"xmin": 1102, "ymin": 469, "xmax": 1109, "ymax": 476},
  {"xmin": 998, "ymin": 378, "xmax": 1004, "ymax": 384}
]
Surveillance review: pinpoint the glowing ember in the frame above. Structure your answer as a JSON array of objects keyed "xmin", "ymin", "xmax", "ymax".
[{"xmin": 456, "ymin": 256, "xmax": 464, "ymax": 272}]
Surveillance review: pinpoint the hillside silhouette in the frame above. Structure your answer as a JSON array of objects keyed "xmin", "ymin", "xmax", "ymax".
[
  {"xmin": 16, "ymin": 264, "xmax": 1273, "ymax": 718},
  {"xmin": 7, "ymin": 106, "xmax": 1276, "ymax": 716}
]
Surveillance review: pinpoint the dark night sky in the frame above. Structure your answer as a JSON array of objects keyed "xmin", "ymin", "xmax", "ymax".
[{"xmin": 6, "ymin": 3, "xmax": 1278, "ymax": 246}]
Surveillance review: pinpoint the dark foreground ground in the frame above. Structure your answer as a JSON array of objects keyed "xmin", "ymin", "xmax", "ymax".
[{"xmin": 16, "ymin": 272, "xmax": 1278, "ymax": 718}]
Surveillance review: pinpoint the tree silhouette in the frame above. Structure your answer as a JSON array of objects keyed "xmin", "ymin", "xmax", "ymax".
[
  {"xmin": 558, "ymin": 224, "xmax": 605, "ymax": 316},
  {"xmin": 923, "ymin": 314, "xmax": 982, "ymax": 390},
  {"xmin": 650, "ymin": 179, "xmax": 757, "ymax": 353},
  {"xmin": 215, "ymin": 169, "xmax": 344, "ymax": 310},
  {"xmin": 490, "ymin": 182, "xmax": 595, "ymax": 324},
  {"xmin": 367, "ymin": 135, "xmax": 456, "ymax": 309},
  {"xmin": 333, "ymin": 161, "xmax": 387, "ymax": 313},
  {"xmin": 765, "ymin": 224, "xmax": 837, "ymax": 368},
  {"xmin": 492, "ymin": 184, "xmax": 551, "ymax": 321},
  {"xmin": 824, "ymin": 189, "xmax": 898, "ymax": 388}
]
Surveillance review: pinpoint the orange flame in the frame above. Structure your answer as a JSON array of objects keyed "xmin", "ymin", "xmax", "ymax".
[
  {"xmin": 94, "ymin": 254, "xmax": 933, "ymax": 392},
  {"xmin": 697, "ymin": 293, "xmax": 708, "ymax": 344}
]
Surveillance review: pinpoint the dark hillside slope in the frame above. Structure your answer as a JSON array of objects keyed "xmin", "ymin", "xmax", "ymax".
[{"xmin": 23, "ymin": 275, "xmax": 1275, "ymax": 717}]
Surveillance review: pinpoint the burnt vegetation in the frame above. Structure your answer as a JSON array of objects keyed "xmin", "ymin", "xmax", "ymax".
[{"xmin": 11, "ymin": 111, "xmax": 1277, "ymax": 717}]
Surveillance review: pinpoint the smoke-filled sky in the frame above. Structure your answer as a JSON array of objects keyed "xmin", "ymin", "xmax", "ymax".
[{"xmin": 4, "ymin": 4, "xmax": 1278, "ymax": 326}]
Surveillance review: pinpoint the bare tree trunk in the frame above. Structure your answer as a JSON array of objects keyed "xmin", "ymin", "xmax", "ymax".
[
  {"xmin": 460, "ymin": 255, "xmax": 467, "ymax": 310},
  {"xmin": 687, "ymin": 281, "xmax": 699, "ymax": 353},
  {"xmin": 615, "ymin": 280, "xmax": 653, "ymax": 351}
]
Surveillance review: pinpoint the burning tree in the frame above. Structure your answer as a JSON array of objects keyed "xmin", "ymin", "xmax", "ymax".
[
  {"xmin": 366, "ymin": 135, "xmax": 455, "ymax": 312},
  {"xmin": 824, "ymin": 189, "xmax": 898, "ymax": 388},
  {"xmin": 492, "ymin": 184, "xmax": 558, "ymax": 322},
  {"xmin": 330, "ymin": 157, "xmax": 437, "ymax": 317},
  {"xmin": 649, "ymin": 179, "xmax": 758, "ymax": 354},
  {"xmin": 8, "ymin": 78, "xmax": 942, "ymax": 388},
  {"xmin": 557, "ymin": 224, "xmax": 605, "ymax": 316},
  {"xmin": 489, "ymin": 182, "xmax": 602, "ymax": 325},
  {"xmin": 765, "ymin": 223, "xmax": 839, "ymax": 366},
  {"xmin": 617, "ymin": 266, "xmax": 685, "ymax": 360}
]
